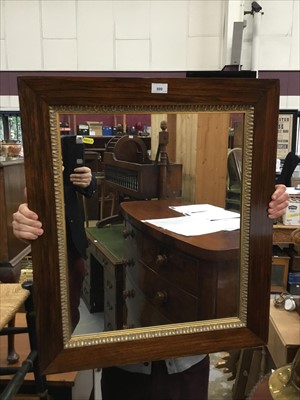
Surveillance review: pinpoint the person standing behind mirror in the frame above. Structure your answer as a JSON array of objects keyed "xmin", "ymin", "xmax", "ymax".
[
  {"xmin": 12, "ymin": 184, "xmax": 288, "ymax": 399},
  {"xmin": 12, "ymin": 166, "xmax": 96, "ymax": 331}
]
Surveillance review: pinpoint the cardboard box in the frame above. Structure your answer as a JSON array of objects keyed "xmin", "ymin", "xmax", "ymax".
[
  {"xmin": 282, "ymin": 187, "xmax": 300, "ymax": 226},
  {"xmin": 291, "ymin": 177, "xmax": 300, "ymax": 188},
  {"xmin": 87, "ymin": 121, "xmax": 102, "ymax": 136},
  {"xmin": 271, "ymin": 255, "xmax": 289, "ymax": 292}
]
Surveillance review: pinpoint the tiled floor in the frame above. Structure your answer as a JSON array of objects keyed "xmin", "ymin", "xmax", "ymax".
[
  {"xmin": 73, "ymin": 301, "xmax": 104, "ymax": 335},
  {"xmin": 209, "ymin": 353, "xmax": 234, "ymax": 399}
]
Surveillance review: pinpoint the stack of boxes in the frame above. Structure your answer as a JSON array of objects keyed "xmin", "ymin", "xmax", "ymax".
[
  {"xmin": 282, "ymin": 187, "xmax": 300, "ymax": 226},
  {"xmin": 282, "ymin": 187, "xmax": 300, "ymax": 297},
  {"xmin": 86, "ymin": 121, "xmax": 103, "ymax": 136},
  {"xmin": 273, "ymin": 189, "xmax": 300, "ymax": 297}
]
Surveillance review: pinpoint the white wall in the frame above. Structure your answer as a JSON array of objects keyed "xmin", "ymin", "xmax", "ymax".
[
  {"xmin": 0, "ymin": 0, "xmax": 299, "ymax": 110},
  {"xmin": 1, "ymin": 0, "xmax": 298, "ymax": 71},
  {"xmin": 0, "ymin": 0, "xmax": 227, "ymax": 71}
]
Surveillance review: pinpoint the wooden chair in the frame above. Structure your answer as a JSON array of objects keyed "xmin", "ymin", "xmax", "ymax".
[{"xmin": 0, "ymin": 282, "xmax": 50, "ymax": 399}]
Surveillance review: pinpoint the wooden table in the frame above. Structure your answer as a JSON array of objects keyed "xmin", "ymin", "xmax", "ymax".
[{"xmin": 268, "ymin": 299, "xmax": 300, "ymax": 368}]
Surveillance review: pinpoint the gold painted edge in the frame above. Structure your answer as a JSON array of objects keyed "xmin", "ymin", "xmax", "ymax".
[
  {"xmin": 67, "ymin": 318, "xmax": 246, "ymax": 348},
  {"xmin": 52, "ymin": 105, "xmax": 250, "ymax": 114},
  {"xmin": 49, "ymin": 106, "xmax": 72, "ymax": 343},
  {"xmin": 239, "ymin": 106, "xmax": 254, "ymax": 324}
]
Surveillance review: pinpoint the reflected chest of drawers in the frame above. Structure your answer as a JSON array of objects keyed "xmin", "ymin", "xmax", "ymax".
[{"xmin": 121, "ymin": 200, "xmax": 240, "ymax": 329}]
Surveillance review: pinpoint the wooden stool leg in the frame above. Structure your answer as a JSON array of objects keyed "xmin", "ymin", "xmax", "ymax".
[
  {"xmin": 232, "ymin": 348, "xmax": 254, "ymax": 399},
  {"xmin": 23, "ymin": 281, "xmax": 49, "ymax": 399},
  {"xmin": 7, "ymin": 316, "xmax": 20, "ymax": 364},
  {"xmin": 232, "ymin": 347, "xmax": 266, "ymax": 400}
]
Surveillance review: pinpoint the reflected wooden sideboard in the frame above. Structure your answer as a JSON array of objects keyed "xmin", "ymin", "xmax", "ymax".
[
  {"xmin": 121, "ymin": 200, "xmax": 240, "ymax": 328},
  {"xmin": 0, "ymin": 159, "xmax": 30, "ymax": 283},
  {"xmin": 85, "ymin": 203, "xmax": 298, "ymax": 332}
]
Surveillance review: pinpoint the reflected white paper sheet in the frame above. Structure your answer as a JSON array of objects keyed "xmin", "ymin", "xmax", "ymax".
[{"xmin": 143, "ymin": 204, "xmax": 240, "ymax": 237}]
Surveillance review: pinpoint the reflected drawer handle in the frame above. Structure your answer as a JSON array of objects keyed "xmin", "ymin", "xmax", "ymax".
[
  {"xmin": 123, "ymin": 258, "xmax": 135, "ymax": 267},
  {"xmin": 123, "ymin": 324, "xmax": 135, "ymax": 329},
  {"xmin": 154, "ymin": 290, "xmax": 168, "ymax": 304},
  {"xmin": 156, "ymin": 254, "xmax": 168, "ymax": 267},
  {"xmin": 123, "ymin": 289, "xmax": 136, "ymax": 299},
  {"xmin": 123, "ymin": 228, "xmax": 135, "ymax": 239},
  {"xmin": 106, "ymin": 280, "xmax": 113, "ymax": 289}
]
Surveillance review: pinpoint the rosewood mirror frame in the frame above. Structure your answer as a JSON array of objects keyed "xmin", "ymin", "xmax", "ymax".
[{"xmin": 17, "ymin": 76, "xmax": 279, "ymax": 374}]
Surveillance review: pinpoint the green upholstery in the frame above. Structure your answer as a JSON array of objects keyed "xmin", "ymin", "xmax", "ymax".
[{"xmin": 86, "ymin": 224, "xmax": 125, "ymax": 260}]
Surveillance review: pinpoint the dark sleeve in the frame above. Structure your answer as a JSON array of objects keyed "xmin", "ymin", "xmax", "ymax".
[{"xmin": 75, "ymin": 175, "xmax": 96, "ymax": 198}]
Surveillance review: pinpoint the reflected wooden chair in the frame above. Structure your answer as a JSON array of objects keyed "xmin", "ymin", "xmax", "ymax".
[
  {"xmin": 82, "ymin": 173, "xmax": 116, "ymax": 228},
  {"xmin": 84, "ymin": 150, "xmax": 101, "ymax": 173},
  {"xmin": 99, "ymin": 178, "xmax": 116, "ymax": 222},
  {"xmin": 225, "ymin": 148, "xmax": 242, "ymax": 211}
]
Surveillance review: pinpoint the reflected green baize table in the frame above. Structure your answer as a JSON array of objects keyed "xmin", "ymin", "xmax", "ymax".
[{"xmin": 84, "ymin": 225, "xmax": 125, "ymax": 330}]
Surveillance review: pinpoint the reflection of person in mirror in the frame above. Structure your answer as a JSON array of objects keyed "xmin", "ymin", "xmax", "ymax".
[
  {"xmin": 12, "ymin": 166, "xmax": 96, "ymax": 331},
  {"xmin": 100, "ymin": 184, "xmax": 289, "ymax": 400}
]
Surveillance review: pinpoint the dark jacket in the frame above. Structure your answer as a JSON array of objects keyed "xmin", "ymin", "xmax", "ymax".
[{"xmin": 64, "ymin": 178, "xmax": 96, "ymax": 264}]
